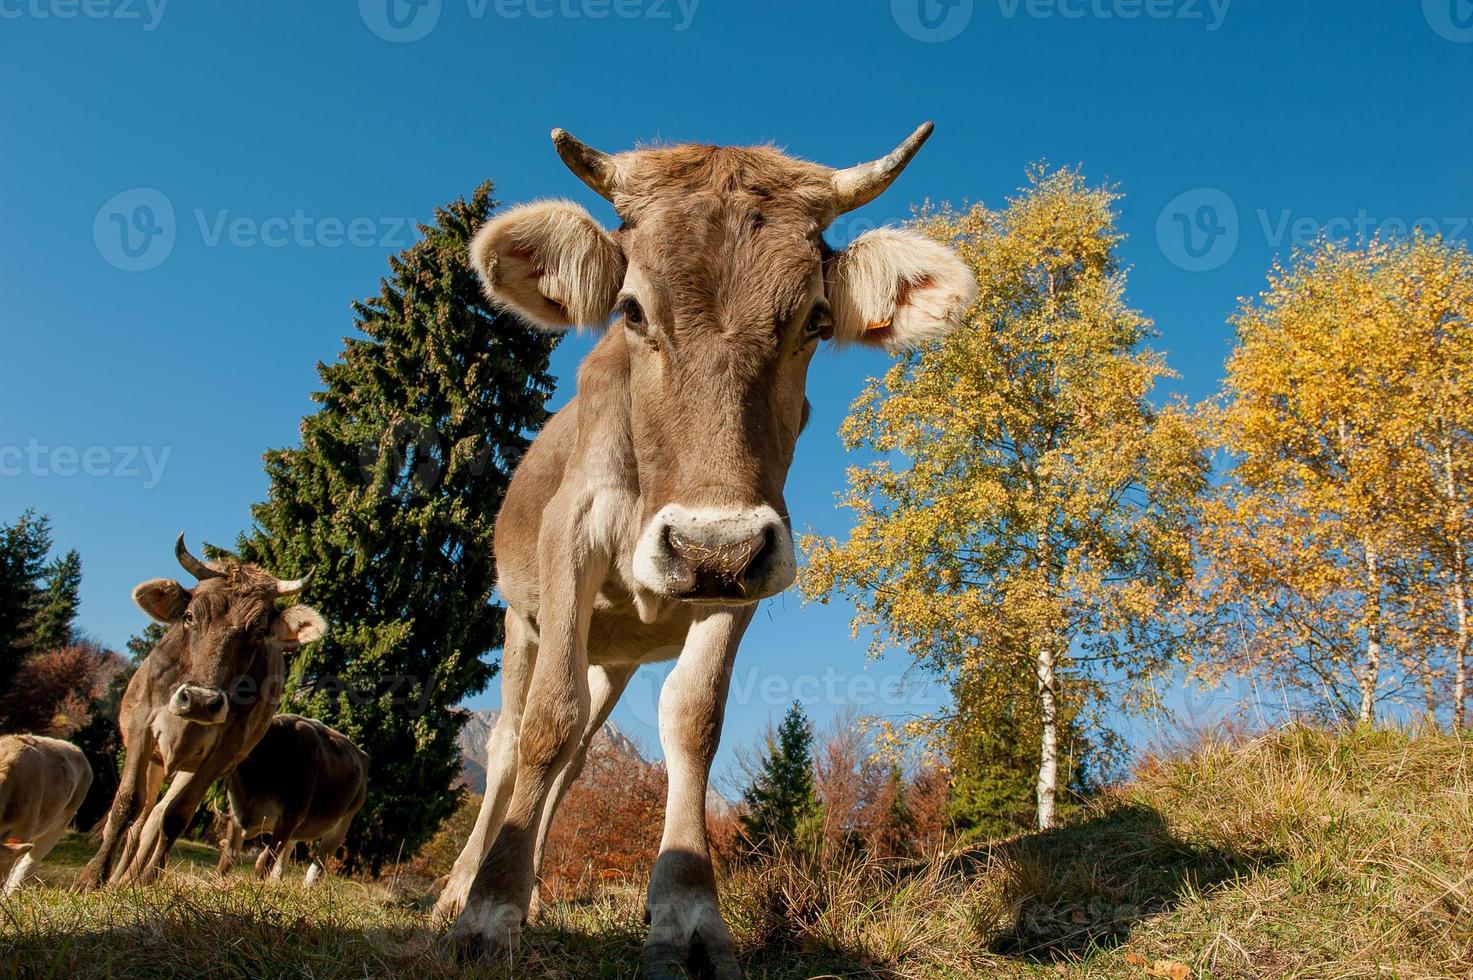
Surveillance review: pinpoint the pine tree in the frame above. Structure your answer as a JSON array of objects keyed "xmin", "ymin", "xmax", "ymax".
[
  {"xmin": 0, "ymin": 511, "xmax": 55, "ymax": 688},
  {"xmin": 30, "ymin": 549, "xmax": 82, "ymax": 651},
  {"xmin": 740, "ymin": 701, "xmax": 821, "ymax": 853},
  {"xmin": 125, "ymin": 624, "xmax": 166, "ymax": 663},
  {"xmin": 237, "ymin": 182, "xmax": 559, "ymax": 871}
]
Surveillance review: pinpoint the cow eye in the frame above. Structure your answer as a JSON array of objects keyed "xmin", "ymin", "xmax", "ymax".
[
  {"xmin": 182, "ymin": 610, "xmax": 195, "ymax": 627},
  {"xmin": 618, "ymin": 296, "xmax": 645, "ymax": 329},
  {"xmin": 805, "ymin": 301, "xmax": 833, "ymax": 341}
]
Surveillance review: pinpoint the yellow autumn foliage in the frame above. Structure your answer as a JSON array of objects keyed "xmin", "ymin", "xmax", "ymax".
[{"xmin": 800, "ymin": 166, "xmax": 1209, "ymax": 827}]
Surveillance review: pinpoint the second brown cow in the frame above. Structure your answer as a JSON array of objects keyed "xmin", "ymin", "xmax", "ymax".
[{"xmin": 216, "ymin": 713, "xmax": 368, "ymax": 885}]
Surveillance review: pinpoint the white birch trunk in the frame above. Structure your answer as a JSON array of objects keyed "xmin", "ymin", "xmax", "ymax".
[
  {"xmin": 1359, "ymin": 544, "xmax": 1383, "ymax": 725},
  {"xmin": 1035, "ymin": 637, "xmax": 1058, "ymax": 830},
  {"xmin": 1445, "ymin": 443, "xmax": 1470, "ymax": 729}
]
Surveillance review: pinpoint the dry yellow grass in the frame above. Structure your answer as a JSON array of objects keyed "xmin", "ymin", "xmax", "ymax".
[{"xmin": 2, "ymin": 724, "xmax": 1469, "ymax": 978}]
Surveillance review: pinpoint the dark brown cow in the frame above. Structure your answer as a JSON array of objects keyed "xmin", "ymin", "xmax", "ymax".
[
  {"xmin": 216, "ymin": 713, "xmax": 368, "ymax": 885},
  {"xmin": 435, "ymin": 125, "xmax": 976, "ymax": 975},
  {"xmin": 77, "ymin": 535, "xmax": 326, "ymax": 890}
]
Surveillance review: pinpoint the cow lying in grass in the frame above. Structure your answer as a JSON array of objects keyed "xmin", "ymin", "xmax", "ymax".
[
  {"xmin": 78, "ymin": 535, "xmax": 326, "ymax": 890},
  {"xmin": 216, "ymin": 713, "xmax": 368, "ymax": 885},
  {"xmin": 0, "ymin": 734, "xmax": 91, "ymax": 895},
  {"xmin": 434, "ymin": 123, "xmax": 975, "ymax": 976}
]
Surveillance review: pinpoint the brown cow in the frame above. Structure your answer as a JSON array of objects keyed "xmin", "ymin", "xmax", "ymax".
[
  {"xmin": 435, "ymin": 124, "xmax": 975, "ymax": 975},
  {"xmin": 76, "ymin": 535, "xmax": 326, "ymax": 890},
  {"xmin": 0, "ymin": 735, "xmax": 92, "ymax": 894},
  {"xmin": 215, "ymin": 713, "xmax": 368, "ymax": 885}
]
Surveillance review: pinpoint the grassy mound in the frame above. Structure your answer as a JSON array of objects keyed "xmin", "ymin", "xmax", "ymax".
[{"xmin": 2, "ymin": 725, "xmax": 1469, "ymax": 978}]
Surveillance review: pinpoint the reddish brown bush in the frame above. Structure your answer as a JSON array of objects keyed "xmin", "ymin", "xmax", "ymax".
[
  {"xmin": 0, "ymin": 642, "xmax": 124, "ymax": 736},
  {"xmin": 539, "ymin": 736, "xmax": 667, "ymax": 901}
]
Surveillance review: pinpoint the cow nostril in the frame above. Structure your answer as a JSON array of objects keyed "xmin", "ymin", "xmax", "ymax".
[{"xmin": 743, "ymin": 527, "xmax": 777, "ymax": 582}]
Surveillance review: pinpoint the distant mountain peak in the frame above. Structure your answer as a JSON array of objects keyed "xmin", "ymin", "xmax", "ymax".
[{"xmin": 455, "ymin": 707, "xmax": 730, "ymax": 812}]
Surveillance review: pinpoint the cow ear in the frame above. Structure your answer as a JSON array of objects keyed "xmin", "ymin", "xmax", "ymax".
[
  {"xmin": 132, "ymin": 579, "xmax": 191, "ymax": 624},
  {"xmin": 826, "ymin": 228, "xmax": 976, "ymax": 352},
  {"xmin": 270, "ymin": 604, "xmax": 328, "ymax": 652},
  {"xmin": 469, "ymin": 200, "xmax": 625, "ymax": 331}
]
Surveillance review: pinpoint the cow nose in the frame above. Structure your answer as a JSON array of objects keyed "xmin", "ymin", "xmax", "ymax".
[
  {"xmin": 634, "ymin": 505, "xmax": 796, "ymax": 603},
  {"xmin": 170, "ymin": 684, "xmax": 228, "ymax": 723},
  {"xmin": 665, "ymin": 526, "xmax": 774, "ymax": 599}
]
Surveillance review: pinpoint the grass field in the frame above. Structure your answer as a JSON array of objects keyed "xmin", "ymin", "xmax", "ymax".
[{"xmin": 2, "ymin": 725, "xmax": 1470, "ymax": 979}]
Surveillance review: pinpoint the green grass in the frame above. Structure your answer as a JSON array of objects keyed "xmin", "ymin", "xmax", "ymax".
[{"xmin": 2, "ymin": 725, "xmax": 1470, "ymax": 978}]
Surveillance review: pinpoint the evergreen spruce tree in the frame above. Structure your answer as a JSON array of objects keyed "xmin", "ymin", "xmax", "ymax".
[
  {"xmin": 740, "ymin": 701, "xmax": 821, "ymax": 853},
  {"xmin": 125, "ymin": 624, "xmax": 166, "ymax": 663},
  {"xmin": 30, "ymin": 549, "xmax": 82, "ymax": 651},
  {"xmin": 237, "ymin": 182, "xmax": 558, "ymax": 871},
  {"xmin": 0, "ymin": 511, "xmax": 54, "ymax": 687}
]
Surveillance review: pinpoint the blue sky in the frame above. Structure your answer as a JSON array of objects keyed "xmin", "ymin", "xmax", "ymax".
[{"xmin": 1, "ymin": 0, "xmax": 1469, "ymax": 777}]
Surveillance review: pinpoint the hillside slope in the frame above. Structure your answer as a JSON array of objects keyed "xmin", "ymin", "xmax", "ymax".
[{"xmin": 3, "ymin": 725, "xmax": 1468, "ymax": 978}]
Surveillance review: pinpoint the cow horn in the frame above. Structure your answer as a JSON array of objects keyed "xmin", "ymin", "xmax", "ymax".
[
  {"xmin": 829, "ymin": 121, "xmax": 935, "ymax": 218},
  {"xmin": 175, "ymin": 533, "xmax": 222, "ymax": 581},
  {"xmin": 551, "ymin": 128, "xmax": 619, "ymax": 202},
  {"xmin": 275, "ymin": 567, "xmax": 314, "ymax": 597}
]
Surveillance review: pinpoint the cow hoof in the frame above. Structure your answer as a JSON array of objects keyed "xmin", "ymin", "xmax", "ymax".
[
  {"xmin": 442, "ymin": 899, "xmax": 522, "ymax": 963},
  {"xmin": 429, "ymin": 881, "xmax": 468, "ymax": 924},
  {"xmin": 643, "ymin": 913, "xmax": 742, "ymax": 980},
  {"xmin": 526, "ymin": 887, "xmax": 545, "ymax": 924},
  {"xmin": 74, "ymin": 867, "xmax": 106, "ymax": 893},
  {"xmin": 642, "ymin": 933, "xmax": 742, "ymax": 980}
]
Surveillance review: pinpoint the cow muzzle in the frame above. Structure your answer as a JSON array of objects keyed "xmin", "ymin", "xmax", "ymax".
[
  {"xmin": 633, "ymin": 505, "xmax": 795, "ymax": 603},
  {"xmin": 168, "ymin": 684, "xmax": 229, "ymax": 725}
]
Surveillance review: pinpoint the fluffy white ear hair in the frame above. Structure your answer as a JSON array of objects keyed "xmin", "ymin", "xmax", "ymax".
[
  {"xmin": 271, "ymin": 604, "xmax": 328, "ymax": 650},
  {"xmin": 827, "ymin": 228, "xmax": 977, "ymax": 351},
  {"xmin": 469, "ymin": 200, "xmax": 625, "ymax": 331}
]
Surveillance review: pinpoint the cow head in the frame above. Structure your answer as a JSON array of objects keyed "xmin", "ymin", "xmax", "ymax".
[
  {"xmin": 472, "ymin": 124, "xmax": 976, "ymax": 608},
  {"xmin": 132, "ymin": 535, "xmax": 327, "ymax": 725}
]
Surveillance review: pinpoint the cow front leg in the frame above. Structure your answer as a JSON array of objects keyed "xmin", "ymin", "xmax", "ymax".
[
  {"xmin": 445, "ymin": 532, "xmax": 603, "ymax": 961},
  {"xmin": 116, "ymin": 760, "xmax": 224, "ymax": 886},
  {"xmin": 77, "ymin": 735, "xmax": 156, "ymax": 891},
  {"xmin": 433, "ymin": 610, "xmax": 536, "ymax": 921},
  {"xmin": 526, "ymin": 662, "xmax": 636, "ymax": 923},
  {"xmin": 644, "ymin": 606, "xmax": 751, "ymax": 980},
  {"xmin": 216, "ymin": 818, "xmax": 244, "ymax": 876}
]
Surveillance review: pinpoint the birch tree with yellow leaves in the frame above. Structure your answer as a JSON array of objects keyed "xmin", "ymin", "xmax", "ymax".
[
  {"xmin": 801, "ymin": 168, "xmax": 1208, "ymax": 829},
  {"xmin": 1191, "ymin": 236, "xmax": 1473, "ymax": 725}
]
